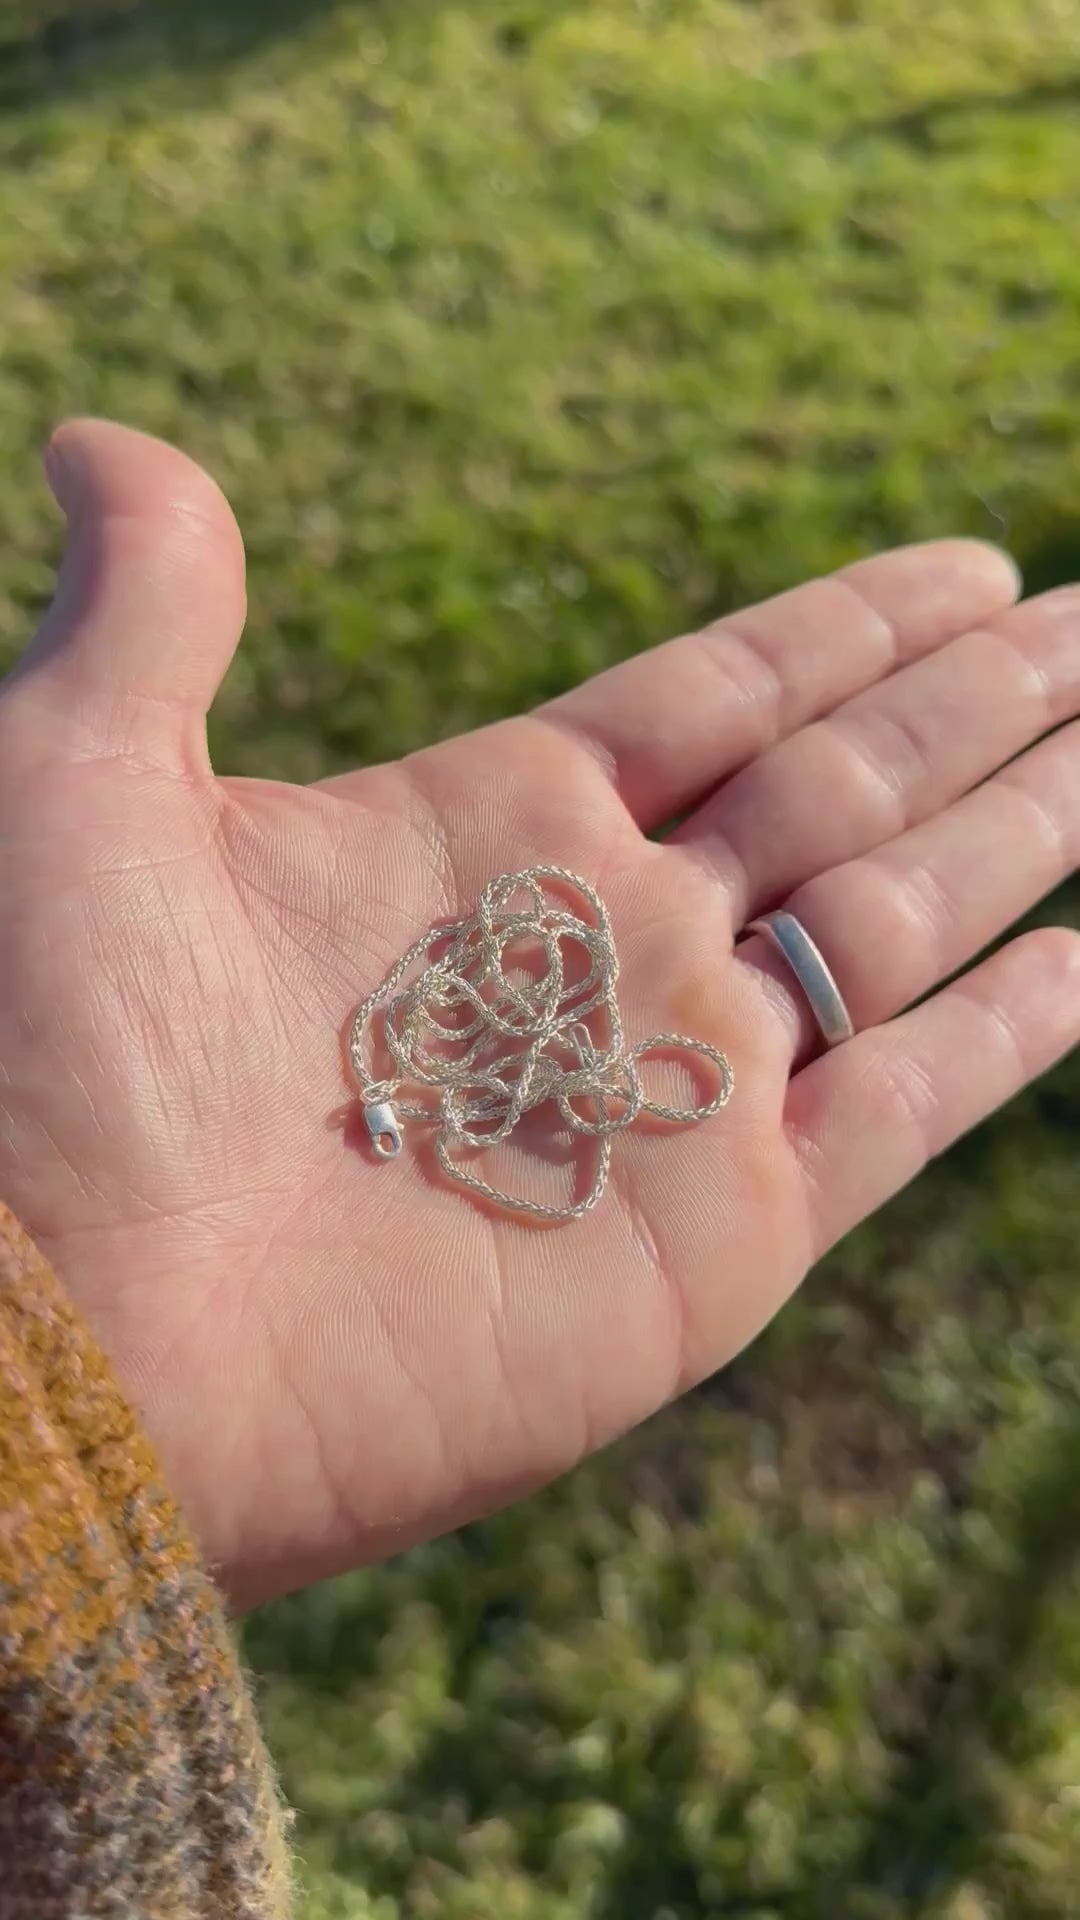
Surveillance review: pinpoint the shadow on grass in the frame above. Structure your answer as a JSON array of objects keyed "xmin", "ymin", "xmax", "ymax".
[
  {"xmin": 566, "ymin": 1413, "xmax": 1077, "ymax": 1920},
  {"xmin": 0, "ymin": 0, "xmax": 383, "ymax": 107},
  {"xmin": 820, "ymin": 1406, "xmax": 1080, "ymax": 1920},
  {"xmin": 846, "ymin": 72, "xmax": 1080, "ymax": 150},
  {"xmin": 289, "ymin": 1370, "xmax": 1080, "ymax": 1916}
]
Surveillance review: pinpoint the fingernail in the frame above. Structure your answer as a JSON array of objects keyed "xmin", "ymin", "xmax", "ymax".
[{"xmin": 43, "ymin": 435, "xmax": 88, "ymax": 522}]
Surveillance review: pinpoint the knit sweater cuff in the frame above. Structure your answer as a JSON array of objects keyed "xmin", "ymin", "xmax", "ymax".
[{"xmin": 0, "ymin": 1204, "xmax": 293, "ymax": 1919}]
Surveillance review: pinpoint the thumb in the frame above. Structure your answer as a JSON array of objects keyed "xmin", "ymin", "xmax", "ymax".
[{"xmin": 13, "ymin": 419, "xmax": 247, "ymax": 767}]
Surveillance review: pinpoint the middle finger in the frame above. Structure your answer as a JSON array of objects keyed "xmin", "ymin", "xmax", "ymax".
[{"xmin": 673, "ymin": 585, "xmax": 1080, "ymax": 930}]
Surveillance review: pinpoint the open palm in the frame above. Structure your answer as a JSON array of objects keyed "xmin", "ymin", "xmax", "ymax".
[{"xmin": 2, "ymin": 423, "xmax": 1077, "ymax": 1609}]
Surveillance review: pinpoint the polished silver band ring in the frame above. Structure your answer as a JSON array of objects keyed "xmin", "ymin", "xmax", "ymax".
[{"xmin": 746, "ymin": 911, "xmax": 855, "ymax": 1050}]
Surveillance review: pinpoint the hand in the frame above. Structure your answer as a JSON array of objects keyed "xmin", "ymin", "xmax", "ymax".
[{"xmin": 2, "ymin": 422, "xmax": 1077, "ymax": 1609}]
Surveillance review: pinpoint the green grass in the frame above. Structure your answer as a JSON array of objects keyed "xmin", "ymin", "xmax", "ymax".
[{"xmin": 2, "ymin": 2, "xmax": 1080, "ymax": 1913}]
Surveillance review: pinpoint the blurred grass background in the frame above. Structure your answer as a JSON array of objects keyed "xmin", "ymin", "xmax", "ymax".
[{"xmin": 2, "ymin": 1, "xmax": 1080, "ymax": 1913}]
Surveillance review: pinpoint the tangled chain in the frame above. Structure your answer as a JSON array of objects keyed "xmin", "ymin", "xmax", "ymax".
[{"xmin": 349, "ymin": 867, "xmax": 734, "ymax": 1222}]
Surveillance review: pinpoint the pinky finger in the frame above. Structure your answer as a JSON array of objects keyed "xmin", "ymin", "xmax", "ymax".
[{"xmin": 787, "ymin": 928, "xmax": 1080, "ymax": 1260}]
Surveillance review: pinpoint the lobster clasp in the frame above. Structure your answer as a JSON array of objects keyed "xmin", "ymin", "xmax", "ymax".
[{"xmin": 364, "ymin": 1101, "xmax": 403, "ymax": 1160}]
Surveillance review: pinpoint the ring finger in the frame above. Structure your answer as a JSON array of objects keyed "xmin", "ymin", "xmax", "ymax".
[{"xmin": 736, "ymin": 716, "xmax": 1080, "ymax": 1068}]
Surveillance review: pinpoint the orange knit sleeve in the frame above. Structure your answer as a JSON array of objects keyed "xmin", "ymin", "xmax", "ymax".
[{"xmin": 0, "ymin": 1204, "xmax": 293, "ymax": 1919}]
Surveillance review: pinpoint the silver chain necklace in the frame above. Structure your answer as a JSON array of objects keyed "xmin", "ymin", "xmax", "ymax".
[{"xmin": 349, "ymin": 867, "xmax": 733, "ymax": 1222}]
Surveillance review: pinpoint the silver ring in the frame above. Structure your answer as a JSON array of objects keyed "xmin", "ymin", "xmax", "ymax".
[{"xmin": 745, "ymin": 911, "xmax": 855, "ymax": 1049}]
